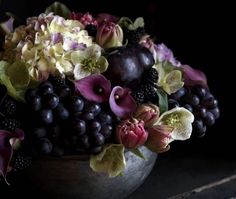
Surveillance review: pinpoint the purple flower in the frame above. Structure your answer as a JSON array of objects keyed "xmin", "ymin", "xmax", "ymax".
[
  {"xmin": 70, "ymin": 12, "xmax": 98, "ymax": 26},
  {"xmin": 0, "ymin": 17, "xmax": 14, "ymax": 34},
  {"xmin": 116, "ymin": 118, "xmax": 148, "ymax": 148},
  {"xmin": 51, "ymin": 33, "xmax": 63, "ymax": 44},
  {"xmin": 109, "ymin": 86, "xmax": 137, "ymax": 118},
  {"xmin": 75, "ymin": 74, "xmax": 111, "ymax": 103},
  {"xmin": 182, "ymin": 65, "xmax": 208, "ymax": 87},
  {"xmin": 0, "ymin": 129, "xmax": 24, "ymax": 183}
]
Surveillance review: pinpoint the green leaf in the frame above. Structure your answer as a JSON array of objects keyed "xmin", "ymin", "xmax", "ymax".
[
  {"xmin": 0, "ymin": 61, "xmax": 26, "ymax": 101},
  {"xmin": 130, "ymin": 148, "xmax": 146, "ymax": 160},
  {"xmin": 90, "ymin": 144, "xmax": 126, "ymax": 177},
  {"xmin": 6, "ymin": 61, "xmax": 30, "ymax": 89},
  {"xmin": 156, "ymin": 88, "xmax": 168, "ymax": 114},
  {"xmin": 45, "ymin": 1, "xmax": 71, "ymax": 19}
]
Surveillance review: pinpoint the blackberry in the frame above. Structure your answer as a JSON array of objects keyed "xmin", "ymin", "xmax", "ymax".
[
  {"xmin": 132, "ymin": 90, "xmax": 145, "ymax": 104},
  {"xmin": 13, "ymin": 153, "xmax": 32, "ymax": 172},
  {"xmin": 85, "ymin": 24, "xmax": 97, "ymax": 37},
  {"xmin": 124, "ymin": 27, "xmax": 146, "ymax": 44},
  {"xmin": 0, "ymin": 96, "xmax": 17, "ymax": 117},
  {"xmin": 143, "ymin": 68, "xmax": 159, "ymax": 85},
  {"xmin": 0, "ymin": 118, "xmax": 19, "ymax": 132},
  {"xmin": 141, "ymin": 84, "xmax": 157, "ymax": 101}
]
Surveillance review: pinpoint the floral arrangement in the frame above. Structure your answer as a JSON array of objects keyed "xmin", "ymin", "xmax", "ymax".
[{"xmin": 0, "ymin": 2, "xmax": 219, "ymax": 181}]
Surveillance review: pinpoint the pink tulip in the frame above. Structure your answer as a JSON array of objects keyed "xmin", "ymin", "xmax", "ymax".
[
  {"xmin": 134, "ymin": 104, "xmax": 160, "ymax": 127},
  {"xmin": 145, "ymin": 125, "xmax": 173, "ymax": 153},
  {"xmin": 116, "ymin": 118, "xmax": 148, "ymax": 149},
  {"xmin": 96, "ymin": 21, "xmax": 123, "ymax": 49}
]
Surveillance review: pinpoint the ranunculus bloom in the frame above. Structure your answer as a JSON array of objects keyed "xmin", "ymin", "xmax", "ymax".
[
  {"xmin": 96, "ymin": 21, "xmax": 123, "ymax": 49},
  {"xmin": 75, "ymin": 74, "xmax": 111, "ymax": 103},
  {"xmin": 182, "ymin": 65, "xmax": 208, "ymax": 87},
  {"xmin": 109, "ymin": 86, "xmax": 137, "ymax": 118},
  {"xmin": 116, "ymin": 118, "xmax": 148, "ymax": 148},
  {"xmin": 134, "ymin": 104, "xmax": 160, "ymax": 127}
]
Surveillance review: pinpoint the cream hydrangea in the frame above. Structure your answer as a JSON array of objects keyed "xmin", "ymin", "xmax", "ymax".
[{"xmin": 2, "ymin": 13, "xmax": 106, "ymax": 81}]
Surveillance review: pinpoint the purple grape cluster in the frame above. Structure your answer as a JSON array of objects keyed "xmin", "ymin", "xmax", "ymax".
[
  {"xmin": 24, "ymin": 76, "xmax": 114, "ymax": 156},
  {"xmin": 168, "ymin": 85, "xmax": 220, "ymax": 137}
]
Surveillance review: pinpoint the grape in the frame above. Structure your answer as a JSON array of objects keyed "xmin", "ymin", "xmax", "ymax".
[
  {"xmin": 39, "ymin": 109, "xmax": 53, "ymax": 124},
  {"xmin": 38, "ymin": 138, "xmax": 53, "ymax": 154},
  {"xmin": 183, "ymin": 104, "xmax": 193, "ymax": 112},
  {"xmin": 193, "ymin": 86, "xmax": 207, "ymax": 99},
  {"xmin": 202, "ymin": 97, "xmax": 218, "ymax": 109},
  {"xmin": 73, "ymin": 119, "xmax": 86, "ymax": 135},
  {"xmin": 54, "ymin": 103, "xmax": 69, "ymax": 120},
  {"xmin": 91, "ymin": 133, "xmax": 105, "ymax": 146},
  {"xmin": 43, "ymin": 93, "xmax": 59, "ymax": 109},
  {"xmin": 209, "ymin": 107, "xmax": 220, "ymax": 119},
  {"xmin": 193, "ymin": 119, "xmax": 203, "ymax": 132},
  {"xmin": 204, "ymin": 111, "xmax": 215, "ymax": 126},
  {"xmin": 170, "ymin": 87, "xmax": 186, "ymax": 100},
  {"xmin": 183, "ymin": 94, "xmax": 200, "ymax": 106},
  {"xmin": 77, "ymin": 135, "xmax": 90, "ymax": 149},
  {"xmin": 194, "ymin": 106, "xmax": 207, "ymax": 118},
  {"xmin": 30, "ymin": 95, "xmax": 42, "ymax": 111},
  {"xmin": 32, "ymin": 127, "xmax": 47, "ymax": 138},
  {"xmin": 57, "ymin": 85, "xmax": 71, "ymax": 99},
  {"xmin": 101, "ymin": 125, "xmax": 113, "ymax": 139},
  {"xmin": 85, "ymin": 103, "xmax": 101, "ymax": 116},
  {"xmin": 98, "ymin": 112, "xmax": 112, "ymax": 124},
  {"xmin": 168, "ymin": 99, "xmax": 179, "ymax": 109},
  {"xmin": 70, "ymin": 96, "xmax": 84, "ymax": 112},
  {"xmin": 25, "ymin": 88, "xmax": 38, "ymax": 103},
  {"xmin": 82, "ymin": 112, "xmax": 94, "ymax": 121},
  {"xmin": 89, "ymin": 120, "xmax": 101, "ymax": 133},
  {"xmin": 49, "ymin": 125, "xmax": 61, "ymax": 144},
  {"xmin": 39, "ymin": 81, "xmax": 54, "ymax": 95},
  {"xmin": 89, "ymin": 146, "xmax": 103, "ymax": 154}
]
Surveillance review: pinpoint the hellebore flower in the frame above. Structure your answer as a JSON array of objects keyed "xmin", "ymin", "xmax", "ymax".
[
  {"xmin": 0, "ymin": 129, "xmax": 24, "ymax": 182},
  {"xmin": 96, "ymin": 21, "xmax": 123, "ymax": 49},
  {"xmin": 155, "ymin": 61, "xmax": 184, "ymax": 95},
  {"xmin": 75, "ymin": 74, "xmax": 111, "ymax": 103},
  {"xmin": 72, "ymin": 44, "xmax": 108, "ymax": 80},
  {"xmin": 156, "ymin": 107, "xmax": 194, "ymax": 141},
  {"xmin": 109, "ymin": 86, "xmax": 137, "ymax": 118},
  {"xmin": 134, "ymin": 104, "xmax": 160, "ymax": 127},
  {"xmin": 182, "ymin": 65, "xmax": 208, "ymax": 87},
  {"xmin": 116, "ymin": 118, "xmax": 148, "ymax": 148}
]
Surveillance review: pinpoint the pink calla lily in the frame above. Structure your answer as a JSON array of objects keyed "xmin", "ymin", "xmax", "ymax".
[
  {"xmin": 0, "ymin": 129, "xmax": 24, "ymax": 182},
  {"xmin": 109, "ymin": 86, "xmax": 137, "ymax": 118}
]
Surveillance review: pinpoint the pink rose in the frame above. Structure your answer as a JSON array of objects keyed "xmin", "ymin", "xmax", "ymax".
[
  {"xmin": 134, "ymin": 104, "xmax": 159, "ymax": 127},
  {"xmin": 116, "ymin": 118, "xmax": 148, "ymax": 148}
]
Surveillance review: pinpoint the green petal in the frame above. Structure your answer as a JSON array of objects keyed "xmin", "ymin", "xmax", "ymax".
[
  {"xmin": 90, "ymin": 144, "xmax": 126, "ymax": 177},
  {"xmin": 97, "ymin": 56, "xmax": 108, "ymax": 73}
]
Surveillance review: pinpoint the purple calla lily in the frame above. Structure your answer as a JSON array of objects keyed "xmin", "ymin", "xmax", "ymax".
[
  {"xmin": 75, "ymin": 74, "xmax": 111, "ymax": 103},
  {"xmin": 0, "ymin": 129, "xmax": 24, "ymax": 182},
  {"xmin": 182, "ymin": 65, "xmax": 208, "ymax": 87},
  {"xmin": 109, "ymin": 86, "xmax": 137, "ymax": 118}
]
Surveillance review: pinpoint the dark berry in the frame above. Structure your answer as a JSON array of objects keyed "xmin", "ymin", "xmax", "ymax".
[
  {"xmin": 38, "ymin": 138, "xmax": 53, "ymax": 154},
  {"xmin": 39, "ymin": 109, "xmax": 53, "ymax": 125},
  {"xmin": 0, "ymin": 118, "xmax": 18, "ymax": 132},
  {"xmin": 13, "ymin": 153, "xmax": 32, "ymax": 172},
  {"xmin": 43, "ymin": 93, "xmax": 59, "ymax": 109},
  {"xmin": 73, "ymin": 119, "xmax": 86, "ymax": 136}
]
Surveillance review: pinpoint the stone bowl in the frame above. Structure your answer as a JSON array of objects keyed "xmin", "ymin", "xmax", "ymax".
[{"xmin": 26, "ymin": 146, "xmax": 157, "ymax": 199}]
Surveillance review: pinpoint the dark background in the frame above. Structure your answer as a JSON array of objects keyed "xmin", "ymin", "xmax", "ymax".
[{"xmin": 0, "ymin": 0, "xmax": 234, "ymax": 197}]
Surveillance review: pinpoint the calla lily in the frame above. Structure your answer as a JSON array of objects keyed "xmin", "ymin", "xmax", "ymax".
[
  {"xmin": 75, "ymin": 74, "xmax": 111, "ymax": 103},
  {"xmin": 156, "ymin": 107, "xmax": 194, "ymax": 141},
  {"xmin": 182, "ymin": 65, "xmax": 208, "ymax": 87},
  {"xmin": 0, "ymin": 129, "xmax": 24, "ymax": 182},
  {"xmin": 109, "ymin": 86, "xmax": 137, "ymax": 118}
]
